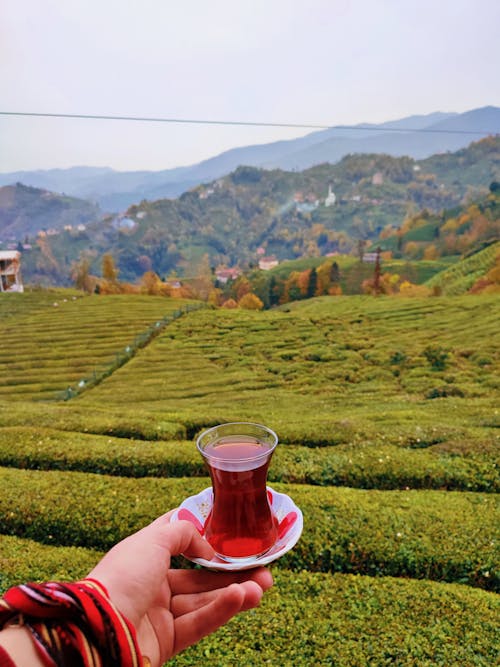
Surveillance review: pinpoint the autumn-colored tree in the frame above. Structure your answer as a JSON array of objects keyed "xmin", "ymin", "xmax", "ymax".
[
  {"xmin": 70, "ymin": 255, "xmax": 96, "ymax": 294},
  {"xmin": 362, "ymin": 272, "xmax": 400, "ymax": 296},
  {"xmin": 238, "ymin": 292, "xmax": 264, "ymax": 310},
  {"xmin": 234, "ymin": 276, "xmax": 252, "ymax": 301},
  {"xmin": 297, "ymin": 269, "xmax": 311, "ymax": 297},
  {"xmin": 423, "ymin": 244, "xmax": 439, "ymax": 260},
  {"xmin": 221, "ymin": 298, "xmax": 239, "ymax": 309},
  {"xmin": 328, "ymin": 283, "xmax": 343, "ymax": 296},
  {"xmin": 469, "ymin": 252, "xmax": 500, "ymax": 294},
  {"xmin": 403, "ymin": 241, "xmax": 420, "ymax": 258},
  {"xmin": 398, "ymin": 281, "xmax": 432, "ymax": 297},
  {"xmin": 441, "ymin": 217, "xmax": 459, "ymax": 232},
  {"xmin": 315, "ymin": 261, "xmax": 332, "ymax": 295},
  {"xmin": 102, "ymin": 254, "xmax": 119, "ymax": 282},
  {"xmin": 208, "ymin": 288, "xmax": 223, "ymax": 306},
  {"xmin": 191, "ymin": 254, "xmax": 213, "ymax": 301},
  {"xmin": 141, "ymin": 270, "xmax": 162, "ymax": 295}
]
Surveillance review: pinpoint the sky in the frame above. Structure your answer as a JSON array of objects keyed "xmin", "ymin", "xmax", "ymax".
[{"xmin": 1, "ymin": 0, "xmax": 499, "ymax": 173}]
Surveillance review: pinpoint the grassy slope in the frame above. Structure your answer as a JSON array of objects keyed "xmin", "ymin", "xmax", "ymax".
[{"xmin": 425, "ymin": 241, "xmax": 500, "ymax": 295}]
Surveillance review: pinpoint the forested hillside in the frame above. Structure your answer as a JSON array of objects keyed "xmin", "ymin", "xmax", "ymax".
[
  {"xmin": 0, "ymin": 183, "xmax": 101, "ymax": 239},
  {"xmin": 4, "ymin": 136, "xmax": 500, "ymax": 287}
]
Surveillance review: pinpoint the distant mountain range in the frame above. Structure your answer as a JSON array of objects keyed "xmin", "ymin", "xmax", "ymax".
[
  {"xmin": 8, "ymin": 134, "xmax": 499, "ymax": 287},
  {"xmin": 0, "ymin": 106, "xmax": 498, "ymax": 211}
]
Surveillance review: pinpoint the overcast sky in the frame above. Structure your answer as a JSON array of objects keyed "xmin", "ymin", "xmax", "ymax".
[{"xmin": 1, "ymin": 0, "xmax": 499, "ymax": 173}]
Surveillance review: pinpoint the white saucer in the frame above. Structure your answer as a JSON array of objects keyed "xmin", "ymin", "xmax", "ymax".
[{"xmin": 170, "ymin": 486, "xmax": 303, "ymax": 571}]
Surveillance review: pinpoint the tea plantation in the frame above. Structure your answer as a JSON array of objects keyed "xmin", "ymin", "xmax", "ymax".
[{"xmin": 0, "ymin": 290, "xmax": 499, "ymax": 666}]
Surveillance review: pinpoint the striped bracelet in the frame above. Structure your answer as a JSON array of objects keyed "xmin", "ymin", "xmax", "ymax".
[{"xmin": 0, "ymin": 579, "xmax": 149, "ymax": 667}]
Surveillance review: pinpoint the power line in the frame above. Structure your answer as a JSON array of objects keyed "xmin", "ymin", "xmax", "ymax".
[{"xmin": 0, "ymin": 110, "xmax": 497, "ymax": 136}]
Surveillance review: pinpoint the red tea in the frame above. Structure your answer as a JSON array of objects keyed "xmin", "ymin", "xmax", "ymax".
[{"xmin": 203, "ymin": 437, "xmax": 278, "ymax": 559}]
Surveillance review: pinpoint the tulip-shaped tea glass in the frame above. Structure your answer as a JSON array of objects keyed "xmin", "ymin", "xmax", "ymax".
[{"xmin": 197, "ymin": 422, "xmax": 279, "ymax": 563}]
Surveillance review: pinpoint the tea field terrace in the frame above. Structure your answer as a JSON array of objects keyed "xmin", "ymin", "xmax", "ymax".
[
  {"xmin": 0, "ymin": 290, "xmax": 499, "ymax": 666},
  {"xmin": 0, "ymin": 290, "xmax": 200, "ymax": 402}
]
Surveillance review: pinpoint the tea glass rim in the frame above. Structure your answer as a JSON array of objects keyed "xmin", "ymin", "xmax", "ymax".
[{"xmin": 196, "ymin": 421, "xmax": 278, "ymax": 463}]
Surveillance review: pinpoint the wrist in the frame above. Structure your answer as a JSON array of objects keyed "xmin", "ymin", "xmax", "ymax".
[{"xmin": 0, "ymin": 626, "xmax": 45, "ymax": 666}]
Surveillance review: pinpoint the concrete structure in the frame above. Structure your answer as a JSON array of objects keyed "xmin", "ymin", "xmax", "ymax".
[{"xmin": 0, "ymin": 250, "xmax": 24, "ymax": 293}]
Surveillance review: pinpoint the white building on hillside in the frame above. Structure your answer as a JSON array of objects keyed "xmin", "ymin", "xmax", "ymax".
[
  {"xmin": 0, "ymin": 250, "xmax": 24, "ymax": 293},
  {"xmin": 324, "ymin": 185, "xmax": 336, "ymax": 207}
]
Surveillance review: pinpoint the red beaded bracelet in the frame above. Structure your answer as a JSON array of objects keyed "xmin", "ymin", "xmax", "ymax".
[{"xmin": 0, "ymin": 579, "xmax": 149, "ymax": 667}]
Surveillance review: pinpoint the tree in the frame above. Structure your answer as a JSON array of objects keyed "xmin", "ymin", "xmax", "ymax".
[
  {"xmin": 102, "ymin": 253, "xmax": 119, "ymax": 282},
  {"xmin": 238, "ymin": 293, "xmax": 264, "ymax": 310},
  {"xmin": 330, "ymin": 261, "xmax": 340, "ymax": 284},
  {"xmin": 71, "ymin": 255, "xmax": 95, "ymax": 293},
  {"xmin": 373, "ymin": 247, "xmax": 382, "ymax": 294},
  {"xmin": 269, "ymin": 275, "xmax": 283, "ymax": 306},
  {"xmin": 306, "ymin": 267, "xmax": 318, "ymax": 298},
  {"xmin": 221, "ymin": 298, "xmax": 239, "ymax": 309},
  {"xmin": 141, "ymin": 271, "xmax": 162, "ymax": 295},
  {"xmin": 234, "ymin": 276, "xmax": 252, "ymax": 301},
  {"xmin": 357, "ymin": 239, "xmax": 367, "ymax": 262},
  {"xmin": 423, "ymin": 244, "xmax": 439, "ymax": 260},
  {"xmin": 191, "ymin": 253, "xmax": 213, "ymax": 301}
]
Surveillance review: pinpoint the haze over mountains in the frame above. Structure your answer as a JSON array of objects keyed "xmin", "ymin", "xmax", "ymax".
[{"xmin": 1, "ymin": 106, "xmax": 499, "ymax": 211}]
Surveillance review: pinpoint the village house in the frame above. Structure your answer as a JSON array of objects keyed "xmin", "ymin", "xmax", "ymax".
[
  {"xmin": 199, "ymin": 187, "xmax": 215, "ymax": 200},
  {"xmin": 258, "ymin": 256, "xmax": 279, "ymax": 271},
  {"xmin": 215, "ymin": 267, "xmax": 242, "ymax": 284},
  {"xmin": 0, "ymin": 250, "xmax": 24, "ymax": 293}
]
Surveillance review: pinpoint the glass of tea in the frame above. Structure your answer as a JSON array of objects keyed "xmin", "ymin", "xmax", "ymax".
[{"xmin": 197, "ymin": 422, "xmax": 279, "ymax": 563}]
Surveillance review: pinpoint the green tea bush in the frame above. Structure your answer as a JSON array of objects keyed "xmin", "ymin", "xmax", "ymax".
[
  {"xmin": 0, "ymin": 535, "xmax": 102, "ymax": 591},
  {"xmin": 0, "ymin": 538, "xmax": 497, "ymax": 667},
  {"xmin": 170, "ymin": 571, "xmax": 500, "ymax": 667},
  {"xmin": 0, "ymin": 290, "xmax": 499, "ymax": 663},
  {"xmin": 0, "ymin": 469, "xmax": 497, "ymax": 590},
  {"xmin": 0, "ymin": 294, "xmax": 198, "ymax": 401},
  {"xmin": 0, "ymin": 426, "xmax": 497, "ymax": 492}
]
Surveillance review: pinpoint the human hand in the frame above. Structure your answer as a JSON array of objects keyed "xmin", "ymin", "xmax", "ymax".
[{"xmin": 87, "ymin": 512, "xmax": 274, "ymax": 667}]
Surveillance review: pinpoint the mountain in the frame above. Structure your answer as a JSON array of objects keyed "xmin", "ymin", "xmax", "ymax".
[
  {"xmin": 0, "ymin": 107, "xmax": 498, "ymax": 210},
  {"xmin": 0, "ymin": 183, "xmax": 101, "ymax": 240},
  {"xmin": 14, "ymin": 135, "xmax": 500, "ymax": 287}
]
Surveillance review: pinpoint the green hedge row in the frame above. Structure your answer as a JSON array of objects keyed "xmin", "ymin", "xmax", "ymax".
[
  {"xmin": 171, "ymin": 571, "xmax": 500, "ymax": 667},
  {"xmin": 1, "ymin": 395, "xmax": 498, "ymax": 461},
  {"xmin": 0, "ymin": 535, "xmax": 102, "ymax": 591},
  {"xmin": 0, "ymin": 468, "xmax": 497, "ymax": 590},
  {"xmin": 0, "ymin": 426, "xmax": 498, "ymax": 492},
  {"xmin": 0, "ymin": 295, "xmax": 200, "ymax": 402},
  {"xmin": 0, "ymin": 535, "xmax": 498, "ymax": 667},
  {"xmin": 0, "ymin": 402, "xmax": 187, "ymax": 441}
]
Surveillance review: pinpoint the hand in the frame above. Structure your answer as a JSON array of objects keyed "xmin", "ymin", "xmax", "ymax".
[{"xmin": 87, "ymin": 513, "xmax": 274, "ymax": 667}]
